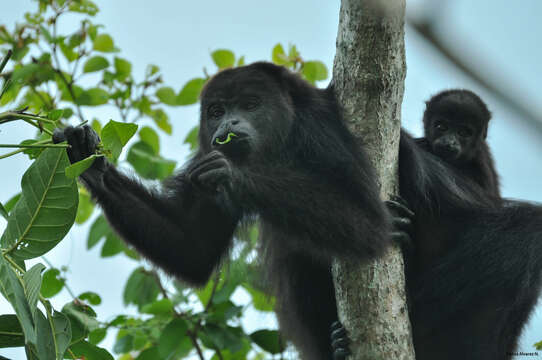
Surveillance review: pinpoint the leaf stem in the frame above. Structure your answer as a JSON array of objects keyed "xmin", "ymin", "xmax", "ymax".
[
  {"xmin": 0, "ymin": 143, "xmax": 68, "ymax": 149},
  {"xmin": 0, "ymin": 139, "xmax": 53, "ymax": 159}
]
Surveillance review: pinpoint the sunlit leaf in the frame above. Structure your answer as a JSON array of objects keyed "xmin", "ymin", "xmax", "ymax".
[
  {"xmin": 101, "ymin": 120, "xmax": 138, "ymax": 160},
  {"xmin": 76, "ymin": 88, "xmax": 109, "ymax": 106},
  {"xmin": 83, "ymin": 56, "xmax": 109, "ymax": 73},
  {"xmin": 211, "ymin": 49, "xmax": 235, "ymax": 69},
  {"xmin": 156, "ymin": 87, "xmax": 176, "ymax": 106},
  {"xmin": 65, "ymin": 154, "xmax": 97, "ymax": 179},
  {"xmin": 40, "ymin": 268, "xmax": 65, "ymax": 298},
  {"xmin": 114, "ymin": 57, "xmax": 131, "ymax": 80},
  {"xmin": 93, "ymin": 34, "xmax": 115, "ymax": 52},
  {"xmin": 177, "ymin": 78, "xmax": 205, "ymax": 105},
  {"xmin": 302, "ymin": 61, "xmax": 328, "ymax": 84},
  {"xmin": 138, "ymin": 126, "xmax": 160, "ymax": 154},
  {"xmin": 75, "ymin": 188, "xmax": 94, "ymax": 224}
]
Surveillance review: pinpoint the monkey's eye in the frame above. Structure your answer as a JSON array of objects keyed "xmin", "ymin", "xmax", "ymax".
[
  {"xmin": 242, "ymin": 96, "xmax": 261, "ymax": 111},
  {"xmin": 458, "ymin": 128, "xmax": 473, "ymax": 137},
  {"xmin": 435, "ymin": 123, "xmax": 448, "ymax": 132},
  {"xmin": 208, "ymin": 105, "xmax": 225, "ymax": 119}
]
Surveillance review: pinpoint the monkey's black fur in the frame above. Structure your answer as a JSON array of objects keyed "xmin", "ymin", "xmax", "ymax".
[
  {"xmin": 332, "ymin": 131, "xmax": 542, "ymax": 360},
  {"xmin": 400, "ymin": 132, "xmax": 542, "ymax": 360},
  {"xmin": 416, "ymin": 89, "xmax": 500, "ymax": 198},
  {"xmin": 54, "ymin": 62, "xmax": 395, "ymax": 360}
]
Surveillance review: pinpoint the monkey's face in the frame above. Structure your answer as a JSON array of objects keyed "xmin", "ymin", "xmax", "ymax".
[
  {"xmin": 198, "ymin": 66, "xmax": 294, "ymax": 161},
  {"xmin": 427, "ymin": 117, "xmax": 483, "ymax": 163}
]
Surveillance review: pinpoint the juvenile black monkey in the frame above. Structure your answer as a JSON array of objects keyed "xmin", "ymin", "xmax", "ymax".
[
  {"xmin": 416, "ymin": 89, "xmax": 500, "ymax": 198},
  {"xmin": 54, "ymin": 62, "xmax": 407, "ymax": 360}
]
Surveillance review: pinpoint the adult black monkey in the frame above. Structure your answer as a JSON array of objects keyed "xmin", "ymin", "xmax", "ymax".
[
  {"xmin": 416, "ymin": 89, "xmax": 500, "ymax": 198},
  {"xmin": 333, "ymin": 132, "xmax": 542, "ymax": 360},
  {"xmin": 54, "ymin": 62, "xmax": 408, "ymax": 360}
]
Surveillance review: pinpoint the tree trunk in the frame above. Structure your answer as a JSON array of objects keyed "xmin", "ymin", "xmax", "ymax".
[{"xmin": 331, "ymin": 0, "xmax": 414, "ymax": 359}]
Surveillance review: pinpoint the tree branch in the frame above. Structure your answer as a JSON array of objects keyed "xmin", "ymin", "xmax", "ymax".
[{"xmin": 332, "ymin": 0, "xmax": 415, "ymax": 358}]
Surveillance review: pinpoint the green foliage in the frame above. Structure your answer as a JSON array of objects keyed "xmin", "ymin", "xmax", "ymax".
[
  {"xmin": 0, "ymin": 148, "xmax": 78, "ymax": 260},
  {"xmin": 0, "ymin": 2, "xmax": 333, "ymax": 359},
  {"xmin": 100, "ymin": 119, "xmax": 138, "ymax": 160}
]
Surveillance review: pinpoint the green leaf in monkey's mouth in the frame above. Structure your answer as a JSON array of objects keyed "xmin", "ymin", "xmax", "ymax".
[{"xmin": 215, "ymin": 132, "xmax": 237, "ymax": 145}]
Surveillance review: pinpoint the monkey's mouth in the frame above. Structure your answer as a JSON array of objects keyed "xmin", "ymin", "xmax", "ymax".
[
  {"xmin": 212, "ymin": 132, "xmax": 250, "ymax": 157},
  {"xmin": 434, "ymin": 146, "xmax": 460, "ymax": 161}
]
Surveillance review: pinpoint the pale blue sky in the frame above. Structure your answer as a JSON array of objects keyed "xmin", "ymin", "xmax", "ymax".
[{"xmin": 1, "ymin": 0, "xmax": 541, "ymax": 358}]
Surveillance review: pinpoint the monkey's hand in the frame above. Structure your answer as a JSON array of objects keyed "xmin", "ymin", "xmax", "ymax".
[
  {"xmin": 385, "ymin": 195, "xmax": 415, "ymax": 250},
  {"xmin": 331, "ymin": 321, "xmax": 350, "ymax": 360},
  {"xmin": 53, "ymin": 125, "xmax": 108, "ymax": 178},
  {"xmin": 187, "ymin": 150, "xmax": 233, "ymax": 194}
]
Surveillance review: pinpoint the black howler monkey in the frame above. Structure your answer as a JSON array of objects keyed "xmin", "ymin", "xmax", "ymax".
[
  {"xmin": 54, "ymin": 62, "xmax": 408, "ymax": 360},
  {"xmin": 333, "ymin": 130, "xmax": 542, "ymax": 360}
]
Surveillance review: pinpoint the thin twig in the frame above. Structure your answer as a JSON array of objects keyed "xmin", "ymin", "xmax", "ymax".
[
  {"xmin": 0, "ymin": 143, "xmax": 68, "ymax": 149},
  {"xmin": 0, "ymin": 49, "xmax": 12, "ymax": 73}
]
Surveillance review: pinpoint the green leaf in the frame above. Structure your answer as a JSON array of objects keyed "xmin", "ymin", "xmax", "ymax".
[
  {"xmin": 0, "ymin": 255, "xmax": 37, "ymax": 346},
  {"xmin": 23, "ymin": 264, "xmax": 45, "ymax": 315},
  {"xmin": 69, "ymin": 0, "xmax": 99, "ymax": 16},
  {"xmin": 88, "ymin": 328, "xmax": 106, "ymax": 345},
  {"xmin": 114, "ymin": 57, "xmax": 131, "ymax": 80},
  {"xmin": 249, "ymin": 329, "xmax": 284, "ymax": 354},
  {"xmin": 123, "ymin": 267, "xmax": 160, "ymax": 309},
  {"xmin": 78, "ymin": 291, "xmax": 102, "ymax": 306},
  {"xmin": 83, "ymin": 56, "xmax": 109, "ymax": 73},
  {"xmin": 113, "ymin": 334, "xmax": 133, "ymax": 354},
  {"xmin": 62, "ymin": 301, "xmax": 99, "ymax": 336},
  {"xmin": 158, "ymin": 319, "xmax": 192, "ymax": 359},
  {"xmin": 65, "ymin": 155, "xmax": 97, "ymax": 179},
  {"xmin": 40, "ymin": 268, "xmax": 65, "ymax": 298},
  {"xmin": 34, "ymin": 309, "xmax": 56, "ymax": 360},
  {"xmin": 237, "ymin": 56, "xmax": 245, "ymax": 66},
  {"xmin": 127, "ymin": 142, "xmax": 176, "ymax": 180},
  {"xmin": 101, "ymin": 120, "xmax": 138, "ymax": 160},
  {"xmin": 47, "ymin": 109, "xmax": 64, "ymax": 121},
  {"xmin": 183, "ymin": 126, "xmax": 199, "ymax": 151},
  {"xmin": 87, "ymin": 216, "xmax": 109, "ymax": 249},
  {"xmin": 136, "ymin": 347, "xmax": 159, "ymax": 360},
  {"xmin": 151, "ymin": 109, "xmax": 172, "ymax": 134},
  {"xmin": 203, "ymin": 324, "xmax": 244, "ymax": 353},
  {"xmin": 141, "ymin": 298, "xmax": 173, "ymax": 315},
  {"xmin": 211, "ymin": 49, "xmax": 235, "ymax": 69},
  {"xmin": 4, "ymin": 193, "xmax": 21, "ymax": 213},
  {"xmin": 272, "ymin": 44, "xmax": 287, "ymax": 65},
  {"xmin": 243, "ymin": 284, "xmax": 275, "ymax": 312},
  {"xmin": 51, "ymin": 310, "xmax": 71, "ymax": 359},
  {"xmin": 69, "ymin": 340, "xmax": 113, "ymax": 360},
  {"xmin": 0, "ymin": 314, "xmax": 24, "ymax": 348},
  {"xmin": 0, "ymin": 202, "xmax": 8, "ymax": 220},
  {"xmin": 302, "ymin": 61, "xmax": 328, "ymax": 84},
  {"xmin": 155, "ymin": 87, "xmax": 177, "ymax": 106},
  {"xmin": 93, "ymin": 34, "xmax": 115, "ymax": 52},
  {"xmin": 139, "ymin": 127, "xmax": 160, "ymax": 154},
  {"xmin": 75, "ymin": 188, "xmax": 94, "ymax": 224},
  {"xmin": 76, "ymin": 88, "xmax": 109, "ymax": 106},
  {"xmin": 177, "ymin": 78, "xmax": 205, "ymax": 105},
  {"xmin": 0, "ymin": 148, "xmax": 78, "ymax": 260},
  {"xmin": 146, "ymin": 64, "xmax": 160, "ymax": 77},
  {"xmin": 100, "ymin": 234, "xmax": 124, "ymax": 257}
]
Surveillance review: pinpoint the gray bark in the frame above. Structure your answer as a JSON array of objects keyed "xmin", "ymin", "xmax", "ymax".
[{"xmin": 331, "ymin": 0, "xmax": 415, "ymax": 359}]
